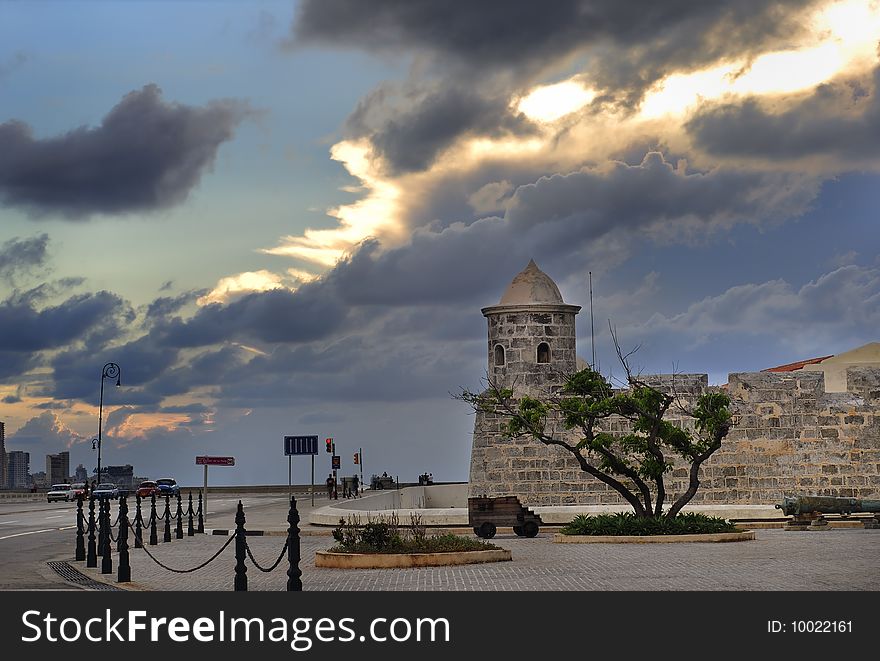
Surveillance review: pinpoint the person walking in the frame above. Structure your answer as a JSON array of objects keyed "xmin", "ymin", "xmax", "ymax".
[
  {"xmin": 352, "ymin": 474, "xmax": 359, "ymax": 497},
  {"xmin": 326, "ymin": 473, "xmax": 335, "ymax": 499}
]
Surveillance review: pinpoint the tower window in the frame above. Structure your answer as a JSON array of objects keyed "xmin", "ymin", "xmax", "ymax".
[
  {"xmin": 537, "ymin": 342, "xmax": 550, "ymax": 364},
  {"xmin": 494, "ymin": 344, "xmax": 506, "ymax": 366}
]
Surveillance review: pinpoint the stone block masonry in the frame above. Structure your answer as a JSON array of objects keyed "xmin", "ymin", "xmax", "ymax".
[{"xmin": 468, "ymin": 367, "xmax": 880, "ymax": 507}]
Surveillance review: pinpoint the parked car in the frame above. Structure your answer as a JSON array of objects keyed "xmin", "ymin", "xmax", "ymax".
[
  {"xmin": 155, "ymin": 478, "xmax": 180, "ymax": 496},
  {"xmin": 70, "ymin": 482, "xmax": 88, "ymax": 500},
  {"xmin": 92, "ymin": 483, "xmax": 119, "ymax": 499},
  {"xmin": 47, "ymin": 484, "xmax": 73, "ymax": 503},
  {"xmin": 136, "ymin": 480, "xmax": 161, "ymax": 498}
]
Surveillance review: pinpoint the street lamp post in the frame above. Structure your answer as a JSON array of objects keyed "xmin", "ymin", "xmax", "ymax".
[{"xmin": 95, "ymin": 362, "xmax": 121, "ymax": 482}]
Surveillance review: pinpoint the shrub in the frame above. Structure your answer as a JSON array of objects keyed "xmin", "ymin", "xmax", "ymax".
[
  {"xmin": 330, "ymin": 516, "xmax": 499, "ymax": 554},
  {"xmin": 560, "ymin": 512, "xmax": 738, "ymax": 536}
]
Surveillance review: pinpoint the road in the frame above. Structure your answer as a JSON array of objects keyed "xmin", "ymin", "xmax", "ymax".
[{"xmin": 0, "ymin": 491, "xmax": 324, "ymax": 590}]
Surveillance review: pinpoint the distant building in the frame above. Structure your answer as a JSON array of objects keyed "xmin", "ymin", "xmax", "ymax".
[
  {"xmin": 74, "ymin": 464, "xmax": 88, "ymax": 483},
  {"xmin": 0, "ymin": 421, "xmax": 6, "ymax": 489},
  {"xmin": 30, "ymin": 470, "xmax": 46, "ymax": 489},
  {"xmin": 46, "ymin": 451, "xmax": 70, "ymax": 485},
  {"xmin": 7, "ymin": 451, "xmax": 30, "ymax": 489},
  {"xmin": 100, "ymin": 464, "xmax": 134, "ymax": 489}
]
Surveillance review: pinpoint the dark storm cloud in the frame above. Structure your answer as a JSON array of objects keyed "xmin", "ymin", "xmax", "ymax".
[
  {"xmin": 293, "ymin": 0, "xmax": 818, "ymax": 98},
  {"xmin": 0, "ymin": 84, "xmax": 250, "ymax": 218},
  {"xmin": 0, "ymin": 233, "xmax": 48, "ymax": 281},
  {"xmin": 48, "ymin": 333, "xmax": 180, "ymax": 403},
  {"xmin": 156, "ymin": 284, "xmax": 347, "ymax": 348},
  {"xmin": 504, "ymin": 152, "xmax": 817, "ymax": 235},
  {"xmin": 349, "ymin": 83, "xmax": 536, "ymax": 174},
  {"xmin": 143, "ymin": 289, "xmax": 206, "ymax": 325},
  {"xmin": 687, "ymin": 69, "xmax": 880, "ymax": 162},
  {"xmin": 0, "ymin": 290, "xmax": 129, "ymax": 352}
]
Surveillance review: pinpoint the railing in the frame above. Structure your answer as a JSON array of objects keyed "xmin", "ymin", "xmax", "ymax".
[{"xmin": 73, "ymin": 491, "xmax": 303, "ymax": 591}]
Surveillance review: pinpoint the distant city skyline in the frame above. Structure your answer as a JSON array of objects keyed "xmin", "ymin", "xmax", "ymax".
[{"xmin": 2, "ymin": 1, "xmax": 879, "ymax": 485}]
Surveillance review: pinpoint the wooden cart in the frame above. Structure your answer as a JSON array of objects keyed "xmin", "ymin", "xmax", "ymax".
[{"xmin": 468, "ymin": 495, "xmax": 543, "ymax": 539}]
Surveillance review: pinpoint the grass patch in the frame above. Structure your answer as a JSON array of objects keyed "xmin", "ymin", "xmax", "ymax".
[
  {"xmin": 560, "ymin": 512, "xmax": 738, "ymax": 536},
  {"xmin": 329, "ymin": 516, "xmax": 500, "ymax": 554}
]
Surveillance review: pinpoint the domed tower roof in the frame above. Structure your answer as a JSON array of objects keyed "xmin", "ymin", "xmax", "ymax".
[{"xmin": 498, "ymin": 259, "xmax": 564, "ymax": 305}]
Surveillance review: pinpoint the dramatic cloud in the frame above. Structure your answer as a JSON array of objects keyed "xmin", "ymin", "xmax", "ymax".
[
  {"xmin": 7, "ymin": 411, "xmax": 88, "ymax": 458},
  {"xmin": 639, "ymin": 264, "xmax": 880, "ymax": 353},
  {"xmin": 687, "ymin": 67, "xmax": 880, "ymax": 165},
  {"xmin": 0, "ymin": 233, "xmax": 48, "ymax": 282},
  {"xmin": 292, "ymin": 1, "xmax": 818, "ymax": 96},
  {"xmin": 0, "ymin": 290, "xmax": 131, "ymax": 353},
  {"xmin": 0, "ymin": 84, "xmax": 250, "ymax": 218}
]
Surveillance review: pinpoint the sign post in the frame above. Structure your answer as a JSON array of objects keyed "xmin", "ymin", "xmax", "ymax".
[
  {"xmin": 195, "ymin": 456, "xmax": 235, "ymax": 525},
  {"xmin": 284, "ymin": 435, "xmax": 319, "ymax": 505}
]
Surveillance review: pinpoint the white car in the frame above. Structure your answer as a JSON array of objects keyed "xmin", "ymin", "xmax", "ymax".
[{"xmin": 47, "ymin": 484, "xmax": 73, "ymax": 503}]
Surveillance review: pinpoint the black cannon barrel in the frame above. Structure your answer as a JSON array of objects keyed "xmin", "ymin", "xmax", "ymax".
[{"xmin": 776, "ymin": 495, "xmax": 880, "ymax": 516}]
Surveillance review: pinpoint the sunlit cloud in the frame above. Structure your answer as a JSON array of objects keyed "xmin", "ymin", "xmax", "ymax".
[
  {"xmin": 263, "ymin": 139, "xmax": 404, "ymax": 268},
  {"xmin": 516, "ymin": 80, "xmax": 596, "ymax": 123},
  {"xmin": 198, "ymin": 270, "xmax": 285, "ymax": 306}
]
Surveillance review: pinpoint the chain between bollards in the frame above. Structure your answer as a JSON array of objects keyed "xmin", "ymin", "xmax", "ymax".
[
  {"xmin": 75, "ymin": 495, "xmax": 85, "ymax": 562},
  {"xmin": 234, "ymin": 501, "xmax": 247, "ymax": 591},
  {"xmin": 86, "ymin": 496, "xmax": 97, "ymax": 568},
  {"xmin": 287, "ymin": 495, "xmax": 302, "ymax": 591},
  {"xmin": 117, "ymin": 496, "xmax": 130, "ymax": 583}
]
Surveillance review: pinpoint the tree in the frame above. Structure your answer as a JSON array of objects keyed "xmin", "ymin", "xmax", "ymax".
[{"xmin": 457, "ymin": 350, "xmax": 732, "ymax": 519}]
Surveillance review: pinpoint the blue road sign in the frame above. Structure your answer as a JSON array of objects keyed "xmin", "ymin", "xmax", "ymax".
[{"xmin": 284, "ymin": 435, "xmax": 319, "ymax": 455}]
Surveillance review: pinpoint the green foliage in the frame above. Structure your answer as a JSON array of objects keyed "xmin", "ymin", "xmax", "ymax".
[
  {"xmin": 560, "ymin": 512, "xmax": 738, "ymax": 536},
  {"xmin": 330, "ymin": 517, "xmax": 499, "ymax": 554}
]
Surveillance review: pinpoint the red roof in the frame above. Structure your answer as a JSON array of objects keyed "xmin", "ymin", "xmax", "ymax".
[{"xmin": 762, "ymin": 355, "xmax": 834, "ymax": 373}]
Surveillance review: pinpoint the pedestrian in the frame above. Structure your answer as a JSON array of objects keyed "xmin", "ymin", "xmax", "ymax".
[
  {"xmin": 326, "ymin": 473, "xmax": 334, "ymax": 499},
  {"xmin": 352, "ymin": 474, "xmax": 359, "ymax": 497}
]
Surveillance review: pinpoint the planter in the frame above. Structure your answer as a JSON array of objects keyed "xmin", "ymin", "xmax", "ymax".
[
  {"xmin": 315, "ymin": 549, "xmax": 512, "ymax": 569},
  {"xmin": 554, "ymin": 531, "xmax": 755, "ymax": 544}
]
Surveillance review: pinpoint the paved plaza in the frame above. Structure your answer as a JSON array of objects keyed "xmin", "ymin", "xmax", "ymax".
[{"xmin": 74, "ymin": 527, "xmax": 880, "ymax": 591}]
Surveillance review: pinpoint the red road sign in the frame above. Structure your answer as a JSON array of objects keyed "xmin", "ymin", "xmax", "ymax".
[{"xmin": 196, "ymin": 456, "xmax": 235, "ymax": 466}]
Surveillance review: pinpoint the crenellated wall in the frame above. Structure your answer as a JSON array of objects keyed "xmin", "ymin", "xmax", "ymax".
[{"xmin": 468, "ymin": 368, "xmax": 880, "ymax": 507}]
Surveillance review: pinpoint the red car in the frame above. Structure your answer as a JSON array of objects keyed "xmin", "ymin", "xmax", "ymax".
[{"xmin": 136, "ymin": 481, "xmax": 161, "ymax": 498}]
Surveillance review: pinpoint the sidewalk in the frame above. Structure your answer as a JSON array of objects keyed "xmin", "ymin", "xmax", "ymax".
[{"xmin": 72, "ymin": 527, "xmax": 880, "ymax": 591}]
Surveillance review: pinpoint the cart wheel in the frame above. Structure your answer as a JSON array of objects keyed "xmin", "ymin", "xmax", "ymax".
[
  {"xmin": 522, "ymin": 521, "xmax": 539, "ymax": 538},
  {"xmin": 479, "ymin": 522, "xmax": 497, "ymax": 539},
  {"xmin": 513, "ymin": 525, "xmax": 524, "ymax": 536}
]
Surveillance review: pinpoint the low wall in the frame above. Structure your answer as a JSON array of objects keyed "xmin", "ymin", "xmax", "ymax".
[{"xmin": 307, "ymin": 485, "xmax": 781, "ymax": 526}]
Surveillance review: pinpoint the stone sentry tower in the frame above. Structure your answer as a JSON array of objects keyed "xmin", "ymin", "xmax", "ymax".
[{"xmin": 469, "ymin": 260, "xmax": 585, "ymax": 504}]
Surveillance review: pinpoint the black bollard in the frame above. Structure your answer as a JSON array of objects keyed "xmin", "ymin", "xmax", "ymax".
[
  {"xmin": 163, "ymin": 495, "xmax": 172, "ymax": 543},
  {"xmin": 75, "ymin": 495, "xmax": 85, "ymax": 562},
  {"xmin": 149, "ymin": 494, "xmax": 158, "ymax": 546},
  {"xmin": 97, "ymin": 498, "xmax": 106, "ymax": 557},
  {"xmin": 117, "ymin": 497, "xmax": 130, "ymax": 583},
  {"xmin": 234, "ymin": 501, "xmax": 247, "ymax": 592},
  {"xmin": 86, "ymin": 496, "xmax": 97, "ymax": 568},
  {"xmin": 197, "ymin": 491, "xmax": 204, "ymax": 533},
  {"xmin": 101, "ymin": 499, "xmax": 113, "ymax": 575},
  {"xmin": 187, "ymin": 493, "xmax": 194, "ymax": 536},
  {"xmin": 286, "ymin": 496, "xmax": 302, "ymax": 592},
  {"xmin": 175, "ymin": 492, "xmax": 184, "ymax": 539},
  {"xmin": 134, "ymin": 495, "xmax": 143, "ymax": 549}
]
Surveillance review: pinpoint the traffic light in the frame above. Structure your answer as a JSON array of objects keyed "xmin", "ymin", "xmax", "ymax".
[
  {"xmin": 353, "ymin": 452, "xmax": 359, "ymax": 465},
  {"xmin": 325, "ymin": 438, "xmax": 333, "ymax": 453}
]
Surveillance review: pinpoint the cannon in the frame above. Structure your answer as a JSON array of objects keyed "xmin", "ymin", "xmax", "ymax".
[
  {"xmin": 468, "ymin": 495, "xmax": 543, "ymax": 539},
  {"xmin": 776, "ymin": 495, "xmax": 880, "ymax": 530}
]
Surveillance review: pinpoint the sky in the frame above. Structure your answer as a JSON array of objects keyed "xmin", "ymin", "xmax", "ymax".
[{"xmin": 1, "ymin": 0, "xmax": 879, "ymax": 486}]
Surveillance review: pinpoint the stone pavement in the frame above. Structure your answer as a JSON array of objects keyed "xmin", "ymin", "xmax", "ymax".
[{"xmin": 75, "ymin": 528, "xmax": 880, "ymax": 591}]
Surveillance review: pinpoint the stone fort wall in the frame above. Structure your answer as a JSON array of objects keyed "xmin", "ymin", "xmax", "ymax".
[{"xmin": 468, "ymin": 367, "xmax": 880, "ymax": 507}]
